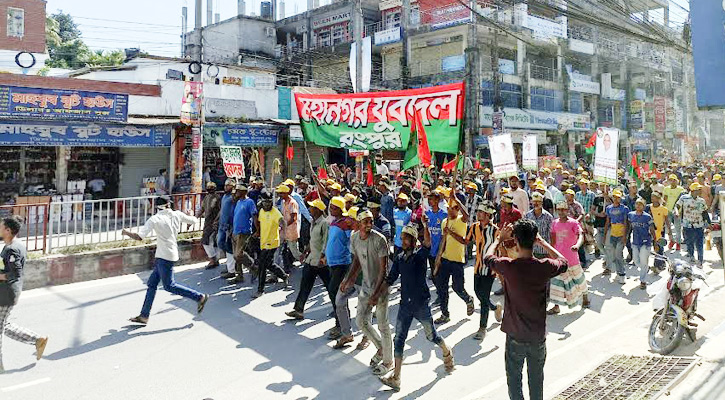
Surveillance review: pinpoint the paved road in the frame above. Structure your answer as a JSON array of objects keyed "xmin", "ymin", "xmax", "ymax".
[{"xmin": 2, "ymin": 248, "xmax": 725, "ymax": 400}]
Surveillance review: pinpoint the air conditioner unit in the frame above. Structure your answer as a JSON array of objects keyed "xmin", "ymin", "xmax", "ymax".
[{"xmin": 266, "ymin": 27, "xmax": 275, "ymax": 37}]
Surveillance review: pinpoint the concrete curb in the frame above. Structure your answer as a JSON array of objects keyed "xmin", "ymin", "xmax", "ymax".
[{"xmin": 23, "ymin": 239, "xmax": 208, "ymax": 290}]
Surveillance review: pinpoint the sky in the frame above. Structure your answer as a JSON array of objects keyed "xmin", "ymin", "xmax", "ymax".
[{"xmin": 45, "ymin": 0, "xmax": 690, "ymax": 59}]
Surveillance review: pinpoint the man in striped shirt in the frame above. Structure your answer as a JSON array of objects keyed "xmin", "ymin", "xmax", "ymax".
[{"xmin": 466, "ymin": 201, "xmax": 503, "ymax": 341}]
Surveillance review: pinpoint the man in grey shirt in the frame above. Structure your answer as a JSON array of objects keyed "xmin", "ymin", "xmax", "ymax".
[
  {"xmin": 286, "ymin": 199, "xmax": 331, "ymax": 320},
  {"xmin": 339, "ymin": 210, "xmax": 393, "ymax": 376}
]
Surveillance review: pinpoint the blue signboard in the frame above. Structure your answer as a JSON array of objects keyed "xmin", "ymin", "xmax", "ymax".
[
  {"xmin": 0, "ymin": 85, "xmax": 129, "ymax": 122},
  {"xmin": 204, "ymin": 124, "xmax": 279, "ymax": 147},
  {"xmin": 0, "ymin": 120, "xmax": 171, "ymax": 147},
  {"xmin": 691, "ymin": 2, "xmax": 725, "ymax": 108}
]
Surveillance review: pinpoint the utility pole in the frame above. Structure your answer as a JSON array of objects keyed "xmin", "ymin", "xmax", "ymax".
[
  {"xmin": 191, "ymin": 0, "xmax": 204, "ymax": 194},
  {"xmin": 353, "ymin": 0, "xmax": 364, "ymax": 176},
  {"xmin": 465, "ymin": 0, "xmax": 480, "ymax": 156},
  {"xmin": 400, "ymin": 0, "xmax": 411, "ymax": 89}
]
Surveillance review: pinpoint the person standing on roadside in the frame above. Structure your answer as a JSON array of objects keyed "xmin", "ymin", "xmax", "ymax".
[
  {"xmin": 372, "ymin": 222, "xmax": 455, "ymax": 392},
  {"xmin": 484, "ymin": 219, "xmax": 569, "ymax": 400},
  {"xmin": 0, "ymin": 216, "xmax": 48, "ymax": 373},
  {"xmin": 197, "ymin": 181, "xmax": 221, "ymax": 270},
  {"xmin": 339, "ymin": 210, "xmax": 393, "ymax": 375},
  {"xmin": 218, "ymin": 179, "xmax": 237, "ymax": 280},
  {"xmin": 125, "ymin": 197, "xmax": 209, "ymax": 325}
]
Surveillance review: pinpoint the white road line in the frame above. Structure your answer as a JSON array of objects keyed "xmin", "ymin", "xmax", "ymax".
[{"xmin": 1, "ymin": 377, "xmax": 51, "ymax": 392}]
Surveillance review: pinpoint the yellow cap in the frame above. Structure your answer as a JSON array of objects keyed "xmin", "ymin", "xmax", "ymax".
[
  {"xmin": 397, "ymin": 193, "xmax": 409, "ymax": 201},
  {"xmin": 466, "ymin": 182, "xmax": 478, "ymax": 191},
  {"xmin": 531, "ymin": 192, "xmax": 544, "ymax": 201},
  {"xmin": 329, "ymin": 196, "xmax": 348, "ymax": 215},
  {"xmin": 501, "ymin": 187, "xmax": 510, "ymax": 194},
  {"xmin": 275, "ymin": 184, "xmax": 291, "ymax": 193},
  {"xmin": 582, "ymin": 171, "xmax": 590, "ymax": 177},
  {"xmin": 579, "ymin": 178, "xmax": 590, "ymax": 184},
  {"xmin": 535, "ymin": 183, "xmax": 546, "ymax": 191},
  {"xmin": 357, "ymin": 209, "xmax": 373, "ymax": 222},
  {"xmin": 565, "ymin": 189, "xmax": 575, "ymax": 195},
  {"xmin": 697, "ymin": 172, "xmax": 704, "ymax": 177},
  {"xmin": 555, "ymin": 201, "xmax": 568, "ymax": 210},
  {"xmin": 483, "ymin": 168, "xmax": 491, "ymax": 173},
  {"xmin": 344, "ymin": 193, "xmax": 357, "ymax": 203},
  {"xmin": 307, "ymin": 198, "xmax": 326, "ymax": 211},
  {"xmin": 669, "ymin": 174, "xmax": 678, "ymax": 181},
  {"xmin": 690, "ymin": 182, "xmax": 702, "ymax": 191},
  {"xmin": 326, "ymin": 179, "xmax": 336, "ymax": 185},
  {"xmin": 502, "ymin": 194, "xmax": 514, "ymax": 204},
  {"xmin": 284, "ymin": 179, "xmax": 295, "ymax": 186},
  {"xmin": 556, "ymin": 165, "xmax": 563, "ymax": 169},
  {"xmin": 612, "ymin": 189, "xmax": 623, "ymax": 198},
  {"xmin": 577, "ymin": 166, "xmax": 584, "ymax": 172},
  {"xmin": 330, "ymin": 182, "xmax": 342, "ymax": 191},
  {"xmin": 535, "ymin": 179, "xmax": 544, "ymax": 186},
  {"xmin": 347, "ymin": 206, "xmax": 359, "ymax": 220},
  {"xmin": 714, "ymin": 174, "xmax": 722, "ymax": 180},
  {"xmin": 542, "ymin": 168, "xmax": 551, "ymax": 173}
]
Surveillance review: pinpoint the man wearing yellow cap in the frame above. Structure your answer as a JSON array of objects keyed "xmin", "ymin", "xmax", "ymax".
[
  {"xmin": 393, "ymin": 193, "xmax": 413, "ymax": 256},
  {"xmin": 676, "ymin": 182, "xmax": 710, "ymax": 265},
  {"xmin": 325, "ymin": 196, "xmax": 356, "ymax": 340},
  {"xmin": 710, "ymin": 173, "xmax": 723, "ymax": 217},
  {"xmin": 252, "ymin": 191, "xmax": 290, "ymax": 298},
  {"xmin": 277, "ymin": 184, "xmax": 302, "ymax": 272},
  {"xmin": 663, "ymin": 174, "xmax": 685, "ymax": 251},
  {"xmin": 604, "ymin": 189, "xmax": 629, "ymax": 283}
]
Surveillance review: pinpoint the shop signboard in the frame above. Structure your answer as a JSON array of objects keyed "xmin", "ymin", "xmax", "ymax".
[
  {"xmin": 631, "ymin": 131, "xmax": 651, "ymax": 151},
  {"xmin": 180, "ymin": 81, "xmax": 203, "ymax": 126},
  {"xmin": 374, "ymin": 27, "xmax": 401, "ymax": 45},
  {"xmin": 630, "ymin": 100, "xmax": 644, "ymax": 129},
  {"xmin": 525, "ymin": 14, "xmax": 567, "ymax": 41},
  {"xmin": 220, "ymin": 146, "xmax": 245, "ymax": 178},
  {"xmin": 312, "ymin": 12, "xmax": 351, "ymax": 29},
  {"xmin": 568, "ymin": 76, "xmax": 600, "ymax": 94},
  {"xmin": 0, "ymin": 120, "xmax": 171, "ymax": 147},
  {"xmin": 204, "ymin": 97, "xmax": 257, "ymax": 119},
  {"xmin": 654, "ymin": 96, "xmax": 666, "ymax": 135},
  {"xmin": 0, "ymin": 86, "xmax": 128, "ymax": 123},
  {"xmin": 690, "ymin": 1, "xmax": 725, "ymax": 108},
  {"xmin": 204, "ymin": 124, "xmax": 279, "ymax": 147},
  {"xmin": 569, "ymin": 39, "xmax": 595, "ymax": 55},
  {"xmin": 295, "ymin": 82, "xmax": 463, "ymax": 153},
  {"xmin": 430, "ymin": 3, "xmax": 470, "ymax": 29},
  {"xmin": 473, "ymin": 135, "xmax": 488, "ymax": 147},
  {"xmin": 289, "ymin": 125, "xmax": 304, "ymax": 141}
]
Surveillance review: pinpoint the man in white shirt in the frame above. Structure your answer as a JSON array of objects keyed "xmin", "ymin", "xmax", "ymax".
[
  {"xmin": 375, "ymin": 154, "xmax": 389, "ymax": 177},
  {"xmin": 156, "ymin": 169, "xmax": 168, "ymax": 195},
  {"xmin": 124, "ymin": 197, "xmax": 209, "ymax": 325},
  {"xmin": 509, "ymin": 175, "xmax": 530, "ymax": 212}
]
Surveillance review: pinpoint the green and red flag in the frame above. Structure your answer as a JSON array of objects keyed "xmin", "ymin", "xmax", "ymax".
[
  {"xmin": 318, "ymin": 154, "xmax": 328, "ymax": 179},
  {"xmin": 629, "ymin": 153, "xmax": 642, "ymax": 184},
  {"xmin": 366, "ymin": 157, "xmax": 375, "ymax": 186},
  {"xmin": 442, "ymin": 156, "xmax": 463, "ymax": 173},
  {"xmin": 585, "ymin": 132, "xmax": 597, "ymax": 155},
  {"xmin": 294, "ymin": 82, "xmax": 463, "ymax": 157},
  {"xmin": 402, "ymin": 110, "xmax": 433, "ymax": 170}
]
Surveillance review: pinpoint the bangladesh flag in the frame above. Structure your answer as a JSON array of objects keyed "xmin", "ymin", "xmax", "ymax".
[
  {"xmin": 318, "ymin": 154, "xmax": 328, "ymax": 179},
  {"xmin": 402, "ymin": 111, "xmax": 432, "ymax": 170},
  {"xmin": 629, "ymin": 153, "xmax": 642, "ymax": 184},
  {"xmin": 294, "ymin": 83, "xmax": 463, "ymax": 156},
  {"xmin": 585, "ymin": 132, "xmax": 597, "ymax": 155},
  {"xmin": 442, "ymin": 156, "xmax": 463, "ymax": 173}
]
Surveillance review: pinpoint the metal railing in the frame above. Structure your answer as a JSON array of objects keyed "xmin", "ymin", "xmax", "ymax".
[
  {"xmin": 0, "ymin": 193, "xmax": 205, "ymax": 254},
  {"xmin": 529, "ymin": 63, "xmax": 558, "ymax": 82}
]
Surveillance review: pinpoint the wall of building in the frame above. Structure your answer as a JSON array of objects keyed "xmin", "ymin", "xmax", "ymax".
[
  {"xmin": 0, "ymin": 0, "xmax": 46, "ymax": 54},
  {"xmin": 184, "ymin": 16, "xmax": 277, "ymax": 65}
]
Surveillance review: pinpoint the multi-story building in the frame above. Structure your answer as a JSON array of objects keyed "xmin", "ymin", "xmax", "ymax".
[{"xmin": 0, "ymin": 0, "xmax": 50, "ymax": 74}]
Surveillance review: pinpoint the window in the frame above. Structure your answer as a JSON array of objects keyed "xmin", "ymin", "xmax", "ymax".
[
  {"xmin": 7, "ymin": 7, "xmax": 24, "ymax": 38},
  {"xmin": 530, "ymin": 87, "xmax": 563, "ymax": 112},
  {"xmin": 481, "ymin": 81, "xmax": 523, "ymax": 109},
  {"xmin": 332, "ymin": 24, "xmax": 348, "ymax": 45}
]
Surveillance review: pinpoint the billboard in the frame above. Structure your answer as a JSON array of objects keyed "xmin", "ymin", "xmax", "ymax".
[{"xmin": 691, "ymin": 2, "xmax": 725, "ymax": 108}]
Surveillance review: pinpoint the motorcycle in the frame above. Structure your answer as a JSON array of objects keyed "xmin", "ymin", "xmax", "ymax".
[{"xmin": 648, "ymin": 253, "xmax": 707, "ymax": 355}]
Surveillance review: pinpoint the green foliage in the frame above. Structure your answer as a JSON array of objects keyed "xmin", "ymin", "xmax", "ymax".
[{"xmin": 45, "ymin": 12, "xmax": 125, "ymax": 69}]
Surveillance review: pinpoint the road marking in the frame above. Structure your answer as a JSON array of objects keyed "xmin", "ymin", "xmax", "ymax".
[{"xmin": 1, "ymin": 377, "xmax": 51, "ymax": 392}]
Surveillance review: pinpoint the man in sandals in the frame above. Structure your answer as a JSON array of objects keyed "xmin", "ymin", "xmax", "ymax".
[
  {"xmin": 370, "ymin": 222, "xmax": 454, "ymax": 392},
  {"xmin": 124, "ymin": 196, "xmax": 209, "ymax": 325},
  {"xmin": 338, "ymin": 210, "xmax": 392, "ymax": 375},
  {"xmin": 484, "ymin": 219, "xmax": 569, "ymax": 400}
]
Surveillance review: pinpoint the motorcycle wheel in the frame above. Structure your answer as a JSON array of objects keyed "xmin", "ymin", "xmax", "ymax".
[{"xmin": 649, "ymin": 309, "xmax": 685, "ymax": 355}]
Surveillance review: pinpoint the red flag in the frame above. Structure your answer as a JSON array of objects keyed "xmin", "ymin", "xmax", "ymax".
[
  {"xmin": 367, "ymin": 159, "xmax": 374, "ymax": 186},
  {"xmin": 474, "ymin": 157, "xmax": 481, "ymax": 170},
  {"xmin": 414, "ymin": 111, "xmax": 432, "ymax": 167},
  {"xmin": 585, "ymin": 132, "xmax": 597, "ymax": 155},
  {"xmin": 286, "ymin": 145, "xmax": 294, "ymax": 161},
  {"xmin": 442, "ymin": 157, "xmax": 457, "ymax": 173},
  {"xmin": 318, "ymin": 154, "xmax": 328, "ymax": 179}
]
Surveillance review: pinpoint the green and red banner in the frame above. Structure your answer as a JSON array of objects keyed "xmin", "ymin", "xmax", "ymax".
[{"xmin": 294, "ymin": 82, "xmax": 464, "ymax": 153}]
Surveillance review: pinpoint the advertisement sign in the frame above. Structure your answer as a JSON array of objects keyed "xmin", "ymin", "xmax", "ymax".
[
  {"xmin": 492, "ymin": 111, "xmax": 504, "ymax": 135},
  {"xmin": 441, "ymin": 55, "xmax": 465, "ymax": 72},
  {"xmin": 473, "ymin": 135, "xmax": 488, "ymax": 147},
  {"xmin": 295, "ymin": 82, "xmax": 463, "ymax": 153},
  {"xmin": 525, "ymin": 14, "xmax": 567, "ymax": 40},
  {"xmin": 204, "ymin": 97, "xmax": 257, "ymax": 119},
  {"xmin": 593, "ymin": 127, "xmax": 619, "ymax": 184},
  {"xmin": 430, "ymin": 4, "xmax": 470, "ymax": 29},
  {"xmin": 631, "ymin": 131, "xmax": 651, "ymax": 151},
  {"xmin": 374, "ymin": 27, "xmax": 401, "ymax": 45},
  {"xmin": 204, "ymin": 124, "xmax": 279, "ymax": 147},
  {"xmin": 312, "ymin": 12, "xmax": 351, "ymax": 29},
  {"xmin": 490, "ymin": 133, "xmax": 517, "ymax": 178},
  {"xmin": 569, "ymin": 76, "xmax": 600, "ymax": 94},
  {"xmin": 654, "ymin": 96, "xmax": 666, "ymax": 134},
  {"xmin": 498, "ymin": 59, "xmax": 516, "ymax": 75},
  {"xmin": 180, "ymin": 81, "xmax": 203, "ymax": 126},
  {"xmin": 666, "ymin": 105, "xmax": 676, "ymax": 136},
  {"xmin": 630, "ymin": 100, "xmax": 644, "ymax": 129},
  {"xmin": 220, "ymin": 146, "xmax": 245, "ymax": 178},
  {"xmin": 0, "ymin": 120, "xmax": 171, "ymax": 147},
  {"xmin": 522, "ymin": 134, "xmax": 538, "ymax": 170},
  {"xmin": 690, "ymin": 1, "xmax": 725, "ymax": 108},
  {"xmin": 569, "ymin": 39, "xmax": 595, "ymax": 55},
  {"xmin": 0, "ymin": 86, "xmax": 128, "ymax": 122}
]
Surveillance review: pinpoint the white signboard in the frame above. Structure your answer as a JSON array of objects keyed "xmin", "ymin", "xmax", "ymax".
[
  {"xmin": 489, "ymin": 133, "xmax": 518, "ymax": 179},
  {"xmin": 522, "ymin": 134, "xmax": 538, "ymax": 170},
  {"xmin": 289, "ymin": 125, "xmax": 304, "ymax": 141},
  {"xmin": 593, "ymin": 127, "xmax": 619, "ymax": 185},
  {"xmin": 204, "ymin": 98, "xmax": 258, "ymax": 119},
  {"xmin": 525, "ymin": 14, "xmax": 567, "ymax": 41},
  {"xmin": 569, "ymin": 76, "xmax": 600, "ymax": 94},
  {"xmin": 313, "ymin": 12, "xmax": 351, "ymax": 29},
  {"xmin": 220, "ymin": 146, "xmax": 245, "ymax": 178},
  {"xmin": 569, "ymin": 39, "xmax": 595, "ymax": 55},
  {"xmin": 374, "ymin": 27, "xmax": 401, "ymax": 45},
  {"xmin": 349, "ymin": 36, "xmax": 372, "ymax": 93}
]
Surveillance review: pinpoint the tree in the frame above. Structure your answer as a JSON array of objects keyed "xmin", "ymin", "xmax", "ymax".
[{"xmin": 45, "ymin": 12, "xmax": 124, "ymax": 69}]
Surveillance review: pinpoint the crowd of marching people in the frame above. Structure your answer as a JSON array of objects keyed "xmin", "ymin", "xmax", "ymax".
[{"xmin": 4, "ymin": 151, "xmax": 724, "ymax": 399}]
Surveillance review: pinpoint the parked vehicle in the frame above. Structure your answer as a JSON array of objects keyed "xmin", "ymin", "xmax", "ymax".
[{"xmin": 648, "ymin": 253, "xmax": 707, "ymax": 355}]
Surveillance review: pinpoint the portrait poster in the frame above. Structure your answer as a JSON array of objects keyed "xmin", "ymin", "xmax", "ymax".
[
  {"xmin": 593, "ymin": 127, "xmax": 619, "ymax": 184},
  {"xmin": 489, "ymin": 133, "xmax": 517, "ymax": 178}
]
